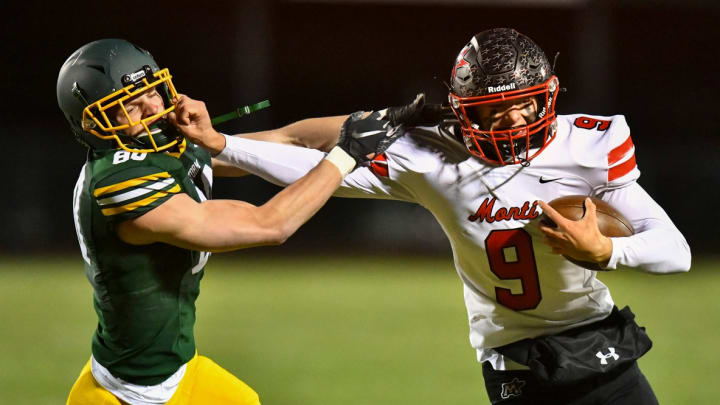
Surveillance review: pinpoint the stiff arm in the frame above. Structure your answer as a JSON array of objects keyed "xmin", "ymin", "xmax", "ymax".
[
  {"xmin": 116, "ymin": 97, "xmax": 355, "ymax": 252},
  {"xmin": 117, "ymin": 159, "xmax": 345, "ymax": 252},
  {"xmin": 215, "ymin": 134, "xmax": 414, "ymax": 201},
  {"xmin": 214, "ymin": 132, "xmax": 690, "ymax": 274}
]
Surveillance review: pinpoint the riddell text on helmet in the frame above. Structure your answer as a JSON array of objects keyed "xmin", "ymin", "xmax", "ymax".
[{"xmin": 487, "ymin": 83, "xmax": 517, "ymax": 93}]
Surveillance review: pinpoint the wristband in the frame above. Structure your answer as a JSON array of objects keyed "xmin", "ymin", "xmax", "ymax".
[{"xmin": 324, "ymin": 146, "xmax": 356, "ymax": 176}]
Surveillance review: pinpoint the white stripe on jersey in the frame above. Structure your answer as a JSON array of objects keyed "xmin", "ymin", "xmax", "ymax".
[
  {"xmin": 609, "ymin": 146, "xmax": 635, "ymax": 167},
  {"xmin": 97, "ymin": 178, "xmax": 176, "ymax": 206},
  {"xmin": 73, "ymin": 164, "xmax": 91, "ymax": 266}
]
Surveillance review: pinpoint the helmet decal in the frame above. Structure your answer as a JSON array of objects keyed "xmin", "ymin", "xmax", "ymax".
[{"xmin": 120, "ymin": 65, "xmax": 154, "ymax": 87}]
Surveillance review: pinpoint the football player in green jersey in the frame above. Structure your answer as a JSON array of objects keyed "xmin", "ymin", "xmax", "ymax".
[{"xmin": 57, "ymin": 39, "xmax": 397, "ymax": 405}]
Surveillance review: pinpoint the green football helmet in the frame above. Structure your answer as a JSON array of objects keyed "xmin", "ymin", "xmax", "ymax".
[{"xmin": 56, "ymin": 39, "xmax": 182, "ymax": 153}]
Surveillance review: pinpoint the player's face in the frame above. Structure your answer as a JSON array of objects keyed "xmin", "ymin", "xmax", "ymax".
[
  {"xmin": 467, "ymin": 96, "xmax": 538, "ymax": 131},
  {"xmin": 112, "ymin": 88, "xmax": 166, "ymax": 136}
]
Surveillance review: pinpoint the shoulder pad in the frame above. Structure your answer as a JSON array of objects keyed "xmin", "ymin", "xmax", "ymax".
[
  {"xmin": 91, "ymin": 157, "xmax": 182, "ymax": 219},
  {"xmin": 564, "ymin": 114, "xmax": 640, "ymax": 189}
]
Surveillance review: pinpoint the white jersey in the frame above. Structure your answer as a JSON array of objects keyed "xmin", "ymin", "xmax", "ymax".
[{"xmin": 216, "ymin": 113, "xmax": 691, "ymax": 367}]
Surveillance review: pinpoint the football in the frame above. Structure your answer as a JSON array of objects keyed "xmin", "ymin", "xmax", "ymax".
[{"xmin": 540, "ymin": 195, "xmax": 634, "ymax": 270}]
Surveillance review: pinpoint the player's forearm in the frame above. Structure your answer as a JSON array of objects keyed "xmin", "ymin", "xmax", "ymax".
[
  {"xmin": 217, "ymin": 133, "xmax": 414, "ymax": 202},
  {"xmin": 161, "ymin": 199, "xmax": 288, "ymax": 252},
  {"xmin": 116, "ymin": 195, "xmax": 278, "ymax": 251},
  {"xmin": 237, "ymin": 116, "xmax": 347, "ymax": 151},
  {"xmin": 602, "ymin": 184, "xmax": 691, "ymax": 273},
  {"xmin": 211, "ymin": 158, "xmax": 251, "ymax": 177},
  {"xmin": 255, "ymin": 159, "xmax": 344, "ymax": 244},
  {"xmin": 178, "ymin": 114, "xmax": 345, "ymax": 156},
  {"xmin": 216, "ymin": 134, "xmax": 326, "ymax": 186},
  {"xmin": 608, "ymin": 224, "xmax": 691, "ymax": 273},
  {"xmin": 162, "ymin": 161, "xmax": 343, "ymax": 252}
]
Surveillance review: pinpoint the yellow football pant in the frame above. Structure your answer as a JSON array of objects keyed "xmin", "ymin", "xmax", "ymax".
[{"xmin": 66, "ymin": 354, "xmax": 260, "ymax": 405}]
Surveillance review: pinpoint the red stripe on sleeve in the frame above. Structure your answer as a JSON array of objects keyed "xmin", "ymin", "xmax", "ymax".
[
  {"xmin": 608, "ymin": 154, "xmax": 636, "ymax": 181},
  {"xmin": 608, "ymin": 135, "xmax": 634, "ymax": 165},
  {"xmin": 370, "ymin": 153, "xmax": 389, "ymax": 178}
]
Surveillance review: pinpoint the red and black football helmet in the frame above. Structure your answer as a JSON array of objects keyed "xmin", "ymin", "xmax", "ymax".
[{"xmin": 449, "ymin": 28, "xmax": 559, "ymax": 165}]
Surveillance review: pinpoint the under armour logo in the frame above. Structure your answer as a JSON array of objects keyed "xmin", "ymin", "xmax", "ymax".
[
  {"xmin": 596, "ymin": 347, "xmax": 620, "ymax": 365},
  {"xmin": 500, "ymin": 377, "xmax": 526, "ymax": 399}
]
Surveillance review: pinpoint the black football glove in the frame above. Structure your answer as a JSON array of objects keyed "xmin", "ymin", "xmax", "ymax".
[
  {"xmin": 386, "ymin": 93, "xmax": 452, "ymax": 127},
  {"xmin": 337, "ymin": 110, "xmax": 403, "ymax": 164}
]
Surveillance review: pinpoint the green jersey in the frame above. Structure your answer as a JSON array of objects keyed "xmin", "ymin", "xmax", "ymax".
[{"xmin": 72, "ymin": 140, "xmax": 212, "ymax": 385}]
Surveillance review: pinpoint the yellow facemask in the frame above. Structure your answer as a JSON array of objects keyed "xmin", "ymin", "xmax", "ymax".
[{"xmin": 81, "ymin": 68, "xmax": 180, "ymax": 153}]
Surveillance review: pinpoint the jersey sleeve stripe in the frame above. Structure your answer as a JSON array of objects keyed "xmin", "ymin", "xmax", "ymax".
[
  {"xmin": 608, "ymin": 135, "xmax": 634, "ymax": 165},
  {"xmin": 93, "ymin": 172, "xmax": 172, "ymax": 197},
  {"xmin": 608, "ymin": 154, "xmax": 637, "ymax": 181},
  {"xmin": 97, "ymin": 178, "xmax": 177, "ymax": 206},
  {"xmin": 100, "ymin": 184, "xmax": 181, "ymax": 216}
]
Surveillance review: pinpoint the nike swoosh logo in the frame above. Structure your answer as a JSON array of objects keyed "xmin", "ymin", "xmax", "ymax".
[
  {"xmin": 352, "ymin": 129, "xmax": 386, "ymax": 138},
  {"xmin": 539, "ymin": 176, "xmax": 563, "ymax": 184}
]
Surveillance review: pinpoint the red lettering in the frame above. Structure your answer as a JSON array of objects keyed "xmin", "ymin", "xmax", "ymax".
[
  {"xmin": 469, "ymin": 199, "xmax": 540, "ymax": 223},
  {"xmin": 468, "ymin": 198, "xmax": 496, "ymax": 222},
  {"xmin": 527, "ymin": 201, "xmax": 540, "ymax": 219},
  {"xmin": 495, "ymin": 207, "xmax": 509, "ymax": 221},
  {"xmin": 518, "ymin": 201, "xmax": 530, "ymax": 218}
]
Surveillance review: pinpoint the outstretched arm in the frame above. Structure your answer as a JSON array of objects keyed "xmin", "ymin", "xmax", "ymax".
[
  {"xmin": 206, "ymin": 93, "xmax": 445, "ymax": 162},
  {"xmin": 116, "ymin": 159, "xmax": 344, "ymax": 252},
  {"xmin": 236, "ymin": 93, "xmax": 451, "ymax": 150},
  {"xmin": 241, "ymin": 116, "xmax": 347, "ymax": 151},
  {"xmin": 191, "ymin": 113, "xmax": 347, "ymax": 157},
  {"xmin": 115, "ymin": 95, "xmax": 361, "ymax": 252},
  {"xmin": 211, "ymin": 116, "xmax": 347, "ymax": 177}
]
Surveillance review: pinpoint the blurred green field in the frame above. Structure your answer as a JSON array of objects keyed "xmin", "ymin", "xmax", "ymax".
[{"xmin": 0, "ymin": 255, "xmax": 718, "ymax": 404}]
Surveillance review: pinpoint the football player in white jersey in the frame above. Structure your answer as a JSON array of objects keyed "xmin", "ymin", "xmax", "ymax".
[{"xmin": 184, "ymin": 28, "xmax": 690, "ymax": 404}]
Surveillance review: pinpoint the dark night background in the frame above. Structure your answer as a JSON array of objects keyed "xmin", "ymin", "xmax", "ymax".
[{"xmin": 1, "ymin": 0, "xmax": 717, "ymax": 258}]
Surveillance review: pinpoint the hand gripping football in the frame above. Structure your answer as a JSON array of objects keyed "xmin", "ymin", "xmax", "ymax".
[{"xmin": 540, "ymin": 195, "xmax": 634, "ymax": 270}]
